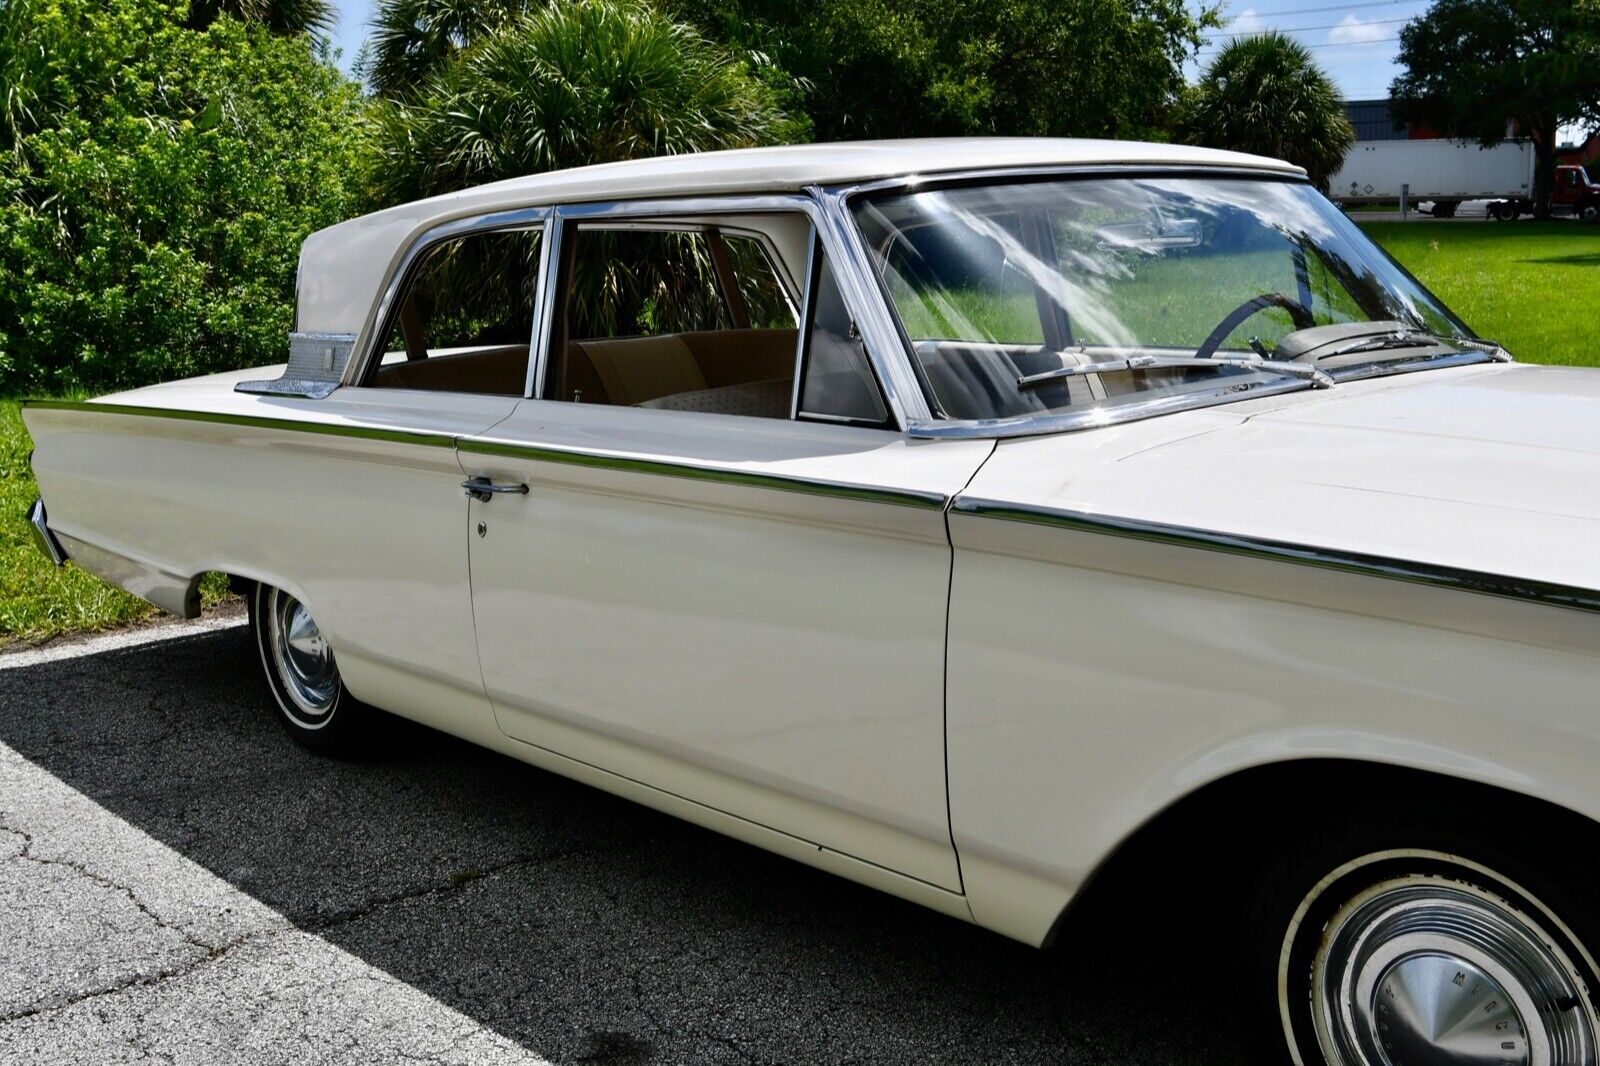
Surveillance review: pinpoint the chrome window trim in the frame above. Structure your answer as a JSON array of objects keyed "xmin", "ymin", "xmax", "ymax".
[
  {"xmin": 534, "ymin": 193, "xmax": 912, "ymax": 431},
  {"xmin": 346, "ymin": 206, "xmax": 555, "ymax": 389},
  {"xmin": 953, "ymin": 497, "xmax": 1600, "ymax": 615},
  {"xmin": 788, "ymin": 232, "xmax": 818, "ymax": 420}
]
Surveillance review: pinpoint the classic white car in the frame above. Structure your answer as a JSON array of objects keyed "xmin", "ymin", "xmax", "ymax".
[{"xmin": 23, "ymin": 140, "xmax": 1600, "ymax": 1065}]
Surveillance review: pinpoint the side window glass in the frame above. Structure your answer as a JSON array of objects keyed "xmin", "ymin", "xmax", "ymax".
[
  {"xmin": 546, "ymin": 221, "xmax": 800, "ymax": 419},
  {"xmin": 369, "ymin": 227, "xmax": 542, "ymax": 396},
  {"xmin": 797, "ymin": 240, "xmax": 891, "ymax": 427}
]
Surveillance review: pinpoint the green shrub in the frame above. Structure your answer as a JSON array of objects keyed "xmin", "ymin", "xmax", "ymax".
[{"xmin": 0, "ymin": 0, "xmax": 365, "ymax": 395}]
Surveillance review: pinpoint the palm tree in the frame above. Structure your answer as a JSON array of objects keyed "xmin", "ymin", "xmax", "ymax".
[
  {"xmin": 365, "ymin": 0, "xmax": 792, "ymax": 206},
  {"xmin": 186, "ymin": 0, "xmax": 336, "ymax": 35},
  {"xmin": 1180, "ymin": 32, "xmax": 1356, "ymax": 191},
  {"xmin": 359, "ymin": 0, "xmax": 525, "ymax": 100}
]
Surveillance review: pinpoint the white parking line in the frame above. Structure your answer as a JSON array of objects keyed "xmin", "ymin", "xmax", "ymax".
[{"xmin": 0, "ymin": 736, "xmax": 550, "ymax": 1065}]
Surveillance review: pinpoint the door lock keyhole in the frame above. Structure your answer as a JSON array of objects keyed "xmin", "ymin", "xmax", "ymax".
[{"xmin": 477, "ymin": 521, "xmax": 487, "ymax": 538}]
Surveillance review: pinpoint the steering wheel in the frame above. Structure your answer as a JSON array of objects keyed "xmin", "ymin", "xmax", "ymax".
[{"xmin": 1194, "ymin": 293, "xmax": 1315, "ymax": 361}]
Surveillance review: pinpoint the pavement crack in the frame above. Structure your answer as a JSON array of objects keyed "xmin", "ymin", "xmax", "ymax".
[
  {"xmin": 303, "ymin": 847, "xmax": 572, "ymax": 933},
  {"xmin": 0, "ymin": 927, "xmax": 271, "ymax": 1025},
  {"xmin": 0, "ymin": 811, "xmax": 214, "ymax": 955}
]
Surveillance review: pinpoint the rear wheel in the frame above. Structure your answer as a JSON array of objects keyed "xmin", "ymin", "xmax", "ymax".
[
  {"xmin": 248, "ymin": 583, "xmax": 373, "ymax": 754},
  {"xmin": 1253, "ymin": 798, "xmax": 1600, "ymax": 1064}
]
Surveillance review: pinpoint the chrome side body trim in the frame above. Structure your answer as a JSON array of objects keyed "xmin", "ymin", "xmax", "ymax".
[
  {"xmin": 20, "ymin": 399, "xmax": 457, "ymax": 450},
  {"xmin": 26, "ymin": 498, "xmax": 68, "ymax": 567},
  {"xmin": 458, "ymin": 437, "xmax": 947, "ymax": 510},
  {"xmin": 21, "ymin": 399, "xmax": 944, "ymax": 511},
  {"xmin": 953, "ymin": 497, "xmax": 1600, "ymax": 614}
]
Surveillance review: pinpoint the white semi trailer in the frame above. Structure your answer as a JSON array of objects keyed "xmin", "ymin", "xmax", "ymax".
[{"xmin": 1330, "ymin": 139, "xmax": 1535, "ymax": 218}]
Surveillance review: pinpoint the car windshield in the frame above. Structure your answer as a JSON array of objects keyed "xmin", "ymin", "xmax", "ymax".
[{"xmin": 851, "ymin": 176, "xmax": 1479, "ymax": 425}]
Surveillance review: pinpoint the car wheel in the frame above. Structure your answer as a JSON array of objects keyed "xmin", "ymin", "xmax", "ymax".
[
  {"xmin": 249, "ymin": 582, "xmax": 373, "ymax": 754},
  {"xmin": 1254, "ymin": 799, "xmax": 1600, "ymax": 1065}
]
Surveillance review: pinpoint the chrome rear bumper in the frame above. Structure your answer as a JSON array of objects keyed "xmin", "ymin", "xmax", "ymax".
[{"xmin": 27, "ymin": 498, "xmax": 69, "ymax": 567}]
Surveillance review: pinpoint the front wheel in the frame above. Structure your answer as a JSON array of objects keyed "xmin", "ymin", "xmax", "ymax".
[
  {"xmin": 248, "ymin": 582, "xmax": 374, "ymax": 755},
  {"xmin": 1256, "ymin": 801, "xmax": 1600, "ymax": 1065}
]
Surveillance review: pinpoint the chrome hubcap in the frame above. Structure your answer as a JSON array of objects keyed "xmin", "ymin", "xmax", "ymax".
[
  {"xmin": 1312, "ymin": 875, "xmax": 1597, "ymax": 1066},
  {"xmin": 266, "ymin": 590, "xmax": 338, "ymax": 723}
]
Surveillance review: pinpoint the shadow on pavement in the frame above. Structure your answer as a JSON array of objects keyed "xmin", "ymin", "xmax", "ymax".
[{"xmin": 0, "ymin": 625, "xmax": 1249, "ymax": 1065}]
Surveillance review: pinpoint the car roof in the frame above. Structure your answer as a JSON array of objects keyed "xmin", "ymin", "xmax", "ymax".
[{"xmin": 295, "ymin": 138, "xmax": 1304, "ymax": 337}]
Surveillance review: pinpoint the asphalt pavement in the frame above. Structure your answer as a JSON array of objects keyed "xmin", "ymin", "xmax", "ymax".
[{"xmin": 0, "ymin": 612, "xmax": 1251, "ymax": 1064}]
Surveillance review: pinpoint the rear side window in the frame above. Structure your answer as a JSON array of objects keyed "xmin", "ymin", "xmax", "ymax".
[{"xmin": 367, "ymin": 227, "xmax": 543, "ymax": 396}]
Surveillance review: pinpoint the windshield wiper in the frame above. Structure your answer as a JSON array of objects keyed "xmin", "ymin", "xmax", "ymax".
[
  {"xmin": 1318, "ymin": 328, "xmax": 1458, "ymax": 360},
  {"xmin": 1017, "ymin": 353, "xmax": 1335, "ymax": 392}
]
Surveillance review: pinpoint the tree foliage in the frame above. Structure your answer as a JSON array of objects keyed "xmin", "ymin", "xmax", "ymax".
[
  {"xmin": 1391, "ymin": 0, "xmax": 1600, "ymax": 218},
  {"xmin": 662, "ymin": 0, "xmax": 1212, "ymax": 141},
  {"xmin": 365, "ymin": 0, "xmax": 797, "ymax": 206},
  {"xmin": 0, "ymin": 0, "xmax": 366, "ymax": 393},
  {"xmin": 358, "ymin": 0, "xmax": 526, "ymax": 99},
  {"xmin": 1179, "ymin": 32, "xmax": 1355, "ymax": 190},
  {"xmin": 185, "ymin": 0, "xmax": 335, "ymax": 34}
]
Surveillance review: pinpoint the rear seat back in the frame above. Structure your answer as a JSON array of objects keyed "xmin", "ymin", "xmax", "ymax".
[{"xmin": 562, "ymin": 328, "xmax": 798, "ymax": 411}]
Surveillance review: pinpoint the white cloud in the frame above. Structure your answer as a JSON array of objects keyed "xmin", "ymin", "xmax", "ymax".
[
  {"xmin": 1227, "ymin": 8, "xmax": 1267, "ymax": 36},
  {"xmin": 1327, "ymin": 15, "xmax": 1393, "ymax": 45}
]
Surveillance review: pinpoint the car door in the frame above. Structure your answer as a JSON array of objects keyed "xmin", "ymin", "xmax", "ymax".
[
  {"xmin": 303, "ymin": 217, "xmax": 549, "ymax": 738},
  {"xmin": 462, "ymin": 201, "xmax": 989, "ymax": 890}
]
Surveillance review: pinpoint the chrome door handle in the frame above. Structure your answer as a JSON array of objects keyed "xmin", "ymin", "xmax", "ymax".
[{"xmin": 462, "ymin": 477, "xmax": 529, "ymax": 502}]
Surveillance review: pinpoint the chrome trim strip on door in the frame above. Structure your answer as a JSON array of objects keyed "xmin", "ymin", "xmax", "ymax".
[
  {"xmin": 23, "ymin": 399, "xmax": 944, "ymax": 510},
  {"xmin": 458, "ymin": 437, "xmax": 947, "ymax": 510},
  {"xmin": 19, "ymin": 399, "xmax": 458, "ymax": 449},
  {"xmin": 953, "ymin": 497, "xmax": 1600, "ymax": 614}
]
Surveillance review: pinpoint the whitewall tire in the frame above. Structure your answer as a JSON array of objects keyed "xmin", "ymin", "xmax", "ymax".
[{"xmin": 248, "ymin": 582, "xmax": 374, "ymax": 755}]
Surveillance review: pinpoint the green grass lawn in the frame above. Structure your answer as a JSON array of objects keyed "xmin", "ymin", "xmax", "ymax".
[
  {"xmin": 1359, "ymin": 221, "xmax": 1600, "ymax": 367},
  {"xmin": 3, "ymin": 220, "xmax": 1596, "ymax": 643}
]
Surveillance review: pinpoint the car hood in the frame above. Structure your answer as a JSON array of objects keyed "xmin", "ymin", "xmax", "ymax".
[{"xmin": 961, "ymin": 363, "xmax": 1600, "ymax": 590}]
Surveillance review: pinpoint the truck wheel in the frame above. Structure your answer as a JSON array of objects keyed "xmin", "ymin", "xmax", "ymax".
[
  {"xmin": 1491, "ymin": 202, "xmax": 1514, "ymax": 221},
  {"xmin": 249, "ymin": 583, "xmax": 375, "ymax": 755},
  {"xmin": 1249, "ymin": 793, "xmax": 1600, "ymax": 1064},
  {"xmin": 1432, "ymin": 200, "xmax": 1459, "ymax": 218},
  {"xmin": 1582, "ymin": 202, "xmax": 1599, "ymax": 223}
]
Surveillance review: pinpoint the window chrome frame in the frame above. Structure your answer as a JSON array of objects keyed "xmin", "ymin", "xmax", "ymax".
[
  {"xmin": 824, "ymin": 163, "xmax": 1503, "ymax": 440},
  {"xmin": 344, "ymin": 206, "xmax": 555, "ymax": 392},
  {"xmin": 532, "ymin": 193, "xmax": 917, "ymax": 432}
]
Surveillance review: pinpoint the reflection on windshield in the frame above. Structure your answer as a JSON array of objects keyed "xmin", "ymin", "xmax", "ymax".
[{"xmin": 853, "ymin": 177, "xmax": 1474, "ymax": 423}]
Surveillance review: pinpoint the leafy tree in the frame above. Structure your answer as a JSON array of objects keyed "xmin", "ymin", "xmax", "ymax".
[
  {"xmin": 365, "ymin": 0, "xmax": 797, "ymax": 206},
  {"xmin": 358, "ymin": 0, "xmax": 526, "ymax": 99},
  {"xmin": 661, "ymin": 0, "xmax": 1211, "ymax": 141},
  {"xmin": 0, "ymin": 0, "xmax": 366, "ymax": 393},
  {"xmin": 1391, "ymin": 0, "xmax": 1600, "ymax": 218},
  {"xmin": 186, "ymin": 0, "xmax": 335, "ymax": 34},
  {"xmin": 1179, "ymin": 32, "xmax": 1355, "ymax": 191}
]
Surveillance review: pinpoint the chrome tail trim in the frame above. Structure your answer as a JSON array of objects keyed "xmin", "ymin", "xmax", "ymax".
[
  {"xmin": 953, "ymin": 497, "xmax": 1600, "ymax": 615},
  {"xmin": 26, "ymin": 498, "xmax": 68, "ymax": 567}
]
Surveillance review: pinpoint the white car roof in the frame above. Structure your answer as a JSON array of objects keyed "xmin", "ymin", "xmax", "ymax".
[{"xmin": 296, "ymin": 138, "xmax": 1303, "ymax": 337}]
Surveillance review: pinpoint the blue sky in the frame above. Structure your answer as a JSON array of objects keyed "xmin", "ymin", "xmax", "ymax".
[{"xmin": 328, "ymin": 0, "xmax": 1419, "ymax": 97}]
